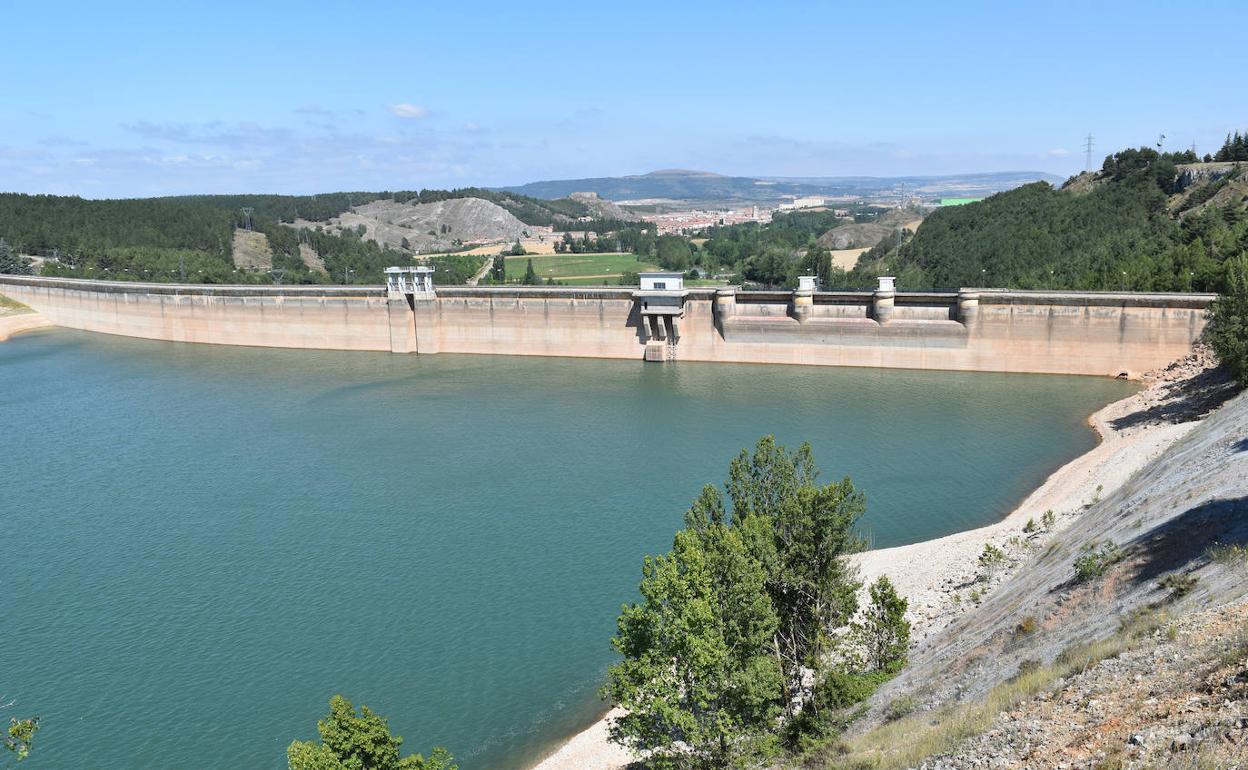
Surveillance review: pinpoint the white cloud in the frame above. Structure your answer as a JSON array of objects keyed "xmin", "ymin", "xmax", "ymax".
[
  {"xmin": 388, "ymin": 103, "xmax": 430, "ymax": 119},
  {"xmin": 1048, "ymin": 148, "xmax": 1071, "ymax": 157}
]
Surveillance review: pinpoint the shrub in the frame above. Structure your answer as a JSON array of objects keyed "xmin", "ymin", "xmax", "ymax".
[
  {"xmin": 1014, "ymin": 658, "xmax": 1042, "ymax": 679},
  {"xmin": 1023, "ymin": 517, "xmax": 1037, "ymax": 533},
  {"xmin": 1158, "ymin": 572, "xmax": 1198, "ymax": 599},
  {"xmin": 817, "ymin": 669, "xmax": 894, "ymax": 711},
  {"xmin": 1015, "ymin": 616, "xmax": 1039, "ymax": 636},
  {"xmin": 1206, "ymin": 255, "xmax": 1248, "ymax": 387},
  {"xmin": 1206, "ymin": 541, "xmax": 1248, "ymax": 568},
  {"xmin": 978, "ymin": 543, "xmax": 1006, "ymax": 576},
  {"xmin": 883, "ymin": 695, "xmax": 916, "ymax": 722},
  {"xmin": 854, "ymin": 576, "xmax": 911, "ymax": 674},
  {"xmin": 1074, "ymin": 541, "xmax": 1124, "ymax": 582},
  {"xmin": 1042, "ymin": 509, "xmax": 1056, "ymax": 529},
  {"xmin": 787, "ymin": 669, "xmax": 892, "ymax": 744}
]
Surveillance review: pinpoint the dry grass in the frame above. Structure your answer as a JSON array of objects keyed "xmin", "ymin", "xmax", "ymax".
[
  {"xmin": 820, "ymin": 611, "xmax": 1164, "ymax": 770},
  {"xmin": 0, "ymin": 294, "xmax": 32, "ymax": 314}
]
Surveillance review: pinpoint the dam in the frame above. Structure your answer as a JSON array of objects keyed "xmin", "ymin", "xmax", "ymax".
[{"xmin": 0, "ymin": 272, "xmax": 1215, "ymax": 377}]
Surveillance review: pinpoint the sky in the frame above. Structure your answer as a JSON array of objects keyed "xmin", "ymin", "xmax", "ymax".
[{"xmin": 2, "ymin": 0, "xmax": 1245, "ymax": 198}]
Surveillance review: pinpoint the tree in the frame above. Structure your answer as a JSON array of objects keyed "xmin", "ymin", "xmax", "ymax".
[
  {"xmin": 0, "ymin": 238, "xmax": 32, "ymax": 275},
  {"xmin": 853, "ymin": 576, "xmax": 911, "ymax": 674},
  {"xmin": 722, "ymin": 437, "xmax": 865, "ymax": 713},
  {"xmin": 656, "ymin": 235, "xmax": 693, "ymax": 270},
  {"xmin": 522, "ymin": 258, "xmax": 540, "ymax": 285},
  {"xmin": 1206, "ymin": 255, "xmax": 1248, "ymax": 386},
  {"xmin": 287, "ymin": 696, "xmax": 455, "ymax": 770},
  {"xmin": 604, "ymin": 521, "xmax": 783, "ymax": 769},
  {"xmin": 801, "ymin": 244, "xmax": 835, "ymax": 287},
  {"xmin": 490, "ymin": 255, "xmax": 505, "ymax": 283},
  {"xmin": 4, "ymin": 712, "xmax": 38, "ymax": 764},
  {"xmin": 741, "ymin": 245, "xmax": 798, "ymax": 288}
]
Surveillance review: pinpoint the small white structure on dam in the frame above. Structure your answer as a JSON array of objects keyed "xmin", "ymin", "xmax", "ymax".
[
  {"xmin": 385, "ymin": 265, "xmax": 435, "ymax": 299},
  {"xmin": 635, "ymin": 272, "xmax": 689, "ymax": 362}
]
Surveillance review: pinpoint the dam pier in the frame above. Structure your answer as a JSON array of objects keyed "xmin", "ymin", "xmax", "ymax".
[{"xmin": 0, "ymin": 272, "xmax": 1214, "ymax": 377}]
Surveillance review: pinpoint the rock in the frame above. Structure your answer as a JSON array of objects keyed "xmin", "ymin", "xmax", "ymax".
[
  {"xmin": 1129, "ymin": 733, "xmax": 1147, "ymax": 746},
  {"xmin": 1171, "ymin": 733, "xmax": 1192, "ymax": 751}
]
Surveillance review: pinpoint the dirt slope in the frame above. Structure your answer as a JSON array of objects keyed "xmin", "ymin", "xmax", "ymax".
[
  {"xmin": 845, "ymin": 372, "xmax": 1248, "ymax": 765},
  {"xmin": 231, "ymin": 228, "xmax": 272, "ymax": 269},
  {"xmin": 569, "ymin": 192, "xmax": 640, "ymax": 222},
  {"xmin": 298, "ymin": 243, "xmax": 326, "ymax": 273},
  {"xmin": 817, "ymin": 206, "xmax": 927, "ymax": 250},
  {"xmin": 921, "ymin": 598, "xmax": 1248, "ymax": 768},
  {"xmin": 296, "ymin": 198, "xmax": 531, "ymax": 253}
]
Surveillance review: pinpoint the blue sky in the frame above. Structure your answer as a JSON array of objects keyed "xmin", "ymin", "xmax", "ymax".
[{"xmin": 3, "ymin": 0, "xmax": 1244, "ymax": 197}]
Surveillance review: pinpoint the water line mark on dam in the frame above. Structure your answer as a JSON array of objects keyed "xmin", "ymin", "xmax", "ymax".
[{"xmin": 0, "ymin": 271, "xmax": 1216, "ymax": 378}]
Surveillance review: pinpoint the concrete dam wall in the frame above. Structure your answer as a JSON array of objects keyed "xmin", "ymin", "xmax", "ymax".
[{"xmin": 0, "ymin": 275, "xmax": 1214, "ymax": 377}]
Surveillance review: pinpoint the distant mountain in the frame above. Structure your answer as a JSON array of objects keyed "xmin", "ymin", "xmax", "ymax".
[{"xmin": 498, "ymin": 169, "xmax": 1064, "ymax": 203}]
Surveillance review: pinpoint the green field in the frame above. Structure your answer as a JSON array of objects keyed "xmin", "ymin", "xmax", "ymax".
[{"xmin": 504, "ymin": 253, "xmax": 659, "ymax": 284}]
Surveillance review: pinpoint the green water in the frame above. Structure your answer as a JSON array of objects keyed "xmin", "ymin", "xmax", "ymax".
[{"xmin": 0, "ymin": 329, "xmax": 1134, "ymax": 769}]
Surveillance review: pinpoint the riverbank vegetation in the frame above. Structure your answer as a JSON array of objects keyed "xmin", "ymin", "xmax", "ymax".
[
  {"xmin": 1205, "ymin": 255, "xmax": 1248, "ymax": 385},
  {"xmin": 288, "ymin": 696, "xmax": 455, "ymax": 770},
  {"xmin": 4, "ymin": 710, "xmax": 38, "ymax": 764},
  {"xmin": 603, "ymin": 436, "xmax": 910, "ymax": 768}
]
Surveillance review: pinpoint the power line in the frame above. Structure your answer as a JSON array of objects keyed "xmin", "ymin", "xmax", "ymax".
[{"xmin": 1084, "ymin": 133, "xmax": 1095, "ymax": 171}]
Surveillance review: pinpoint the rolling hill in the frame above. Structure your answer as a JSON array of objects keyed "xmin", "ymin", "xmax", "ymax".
[{"xmin": 499, "ymin": 169, "xmax": 1063, "ymax": 203}]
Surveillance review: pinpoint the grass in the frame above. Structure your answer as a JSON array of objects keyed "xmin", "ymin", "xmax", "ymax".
[
  {"xmin": 819, "ymin": 610, "xmax": 1164, "ymax": 770},
  {"xmin": 1206, "ymin": 542, "xmax": 1248, "ymax": 568},
  {"xmin": 1158, "ymin": 572, "xmax": 1199, "ymax": 599},
  {"xmin": 1074, "ymin": 541, "xmax": 1124, "ymax": 582},
  {"xmin": 0, "ymin": 293, "xmax": 32, "ymax": 314},
  {"xmin": 502, "ymin": 253, "xmax": 660, "ymax": 283}
]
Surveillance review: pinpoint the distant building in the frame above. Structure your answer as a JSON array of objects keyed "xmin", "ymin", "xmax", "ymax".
[{"xmin": 778, "ymin": 196, "xmax": 826, "ymax": 211}]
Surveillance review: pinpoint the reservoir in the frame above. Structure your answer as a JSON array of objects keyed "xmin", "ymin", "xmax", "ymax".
[{"xmin": 0, "ymin": 329, "xmax": 1135, "ymax": 769}]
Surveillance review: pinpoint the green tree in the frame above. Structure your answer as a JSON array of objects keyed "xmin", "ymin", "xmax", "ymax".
[
  {"xmin": 723, "ymin": 437, "xmax": 865, "ymax": 713},
  {"xmin": 287, "ymin": 696, "xmax": 455, "ymax": 770},
  {"xmin": 0, "ymin": 238, "xmax": 32, "ymax": 275},
  {"xmin": 853, "ymin": 576, "xmax": 911, "ymax": 674},
  {"xmin": 522, "ymin": 258, "xmax": 540, "ymax": 285},
  {"xmin": 604, "ymin": 520, "xmax": 783, "ymax": 769},
  {"xmin": 4, "ymin": 713, "xmax": 38, "ymax": 764},
  {"xmin": 1206, "ymin": 255, "xmax": 1248, "ymax": 386},
  {"xmin": 801, "ymin": 244, "xmax": 835, "ymax": 287},
  {"xmin": 656, "ymin": 234, "xmax": 693, "ymax": 270}
]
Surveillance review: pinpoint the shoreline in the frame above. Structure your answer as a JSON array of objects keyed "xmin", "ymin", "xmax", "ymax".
[
  {"xmin": 0, "ymin": 311, "xmax": 52, "ymax": 342},
  {"xmin": 527, "ymin": 352, "xmax": 1217, "ymax": 770}
]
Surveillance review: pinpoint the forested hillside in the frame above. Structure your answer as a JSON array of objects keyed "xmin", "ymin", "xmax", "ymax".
[
  {"xmin": 3, "ymin": 135, "xmax": 1245, "ymax": 291},
  {"xmin": 0, "ymin": 188, "xmax": 601, "ymax": 285},
  {"xmin": 852, "ymin": 141, "xmax": 1247, "ymax": 293}
]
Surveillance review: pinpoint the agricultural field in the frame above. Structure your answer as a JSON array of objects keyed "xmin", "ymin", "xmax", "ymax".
[{"xmin": 503, "ymin": 253, "xmax": 660, "ymax": 284}]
